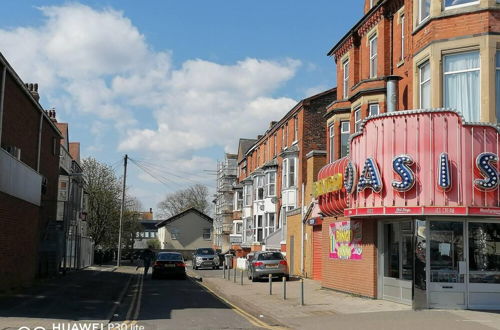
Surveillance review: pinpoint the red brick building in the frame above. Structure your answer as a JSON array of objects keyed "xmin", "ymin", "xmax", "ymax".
[
  {"xmin": 232, "ymin": 88, "xmax": 336, "ymax": 256},
  {"xmin": 316, "ymin": 0, "xmax": 500, "ymax": 309},
  {"xmin": 0, "ymin": 53, "xmax": 62, "ymax": 290}
]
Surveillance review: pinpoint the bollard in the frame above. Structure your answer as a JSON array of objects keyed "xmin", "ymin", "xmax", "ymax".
[
  {"xmin": 233, "ymin": 266, "xmax": 236, "ymax": 283},
  {"xmin": 283, "ymin": 276, "xmax": 287, "ymax": 300},
  {"xmin": 240, "ymin": 268, "xmax": 244, "ymax": 285},
  {"xmin": 223, "ymin": 262, "xmax": 226, "ymax": 279},
  {"xmin": 269, "ymin": 274, "xmax": 272, "ymax": 295},
  {"xmin": 300, "ymin": 278, "xmax": 304, "ymax": 306},
  {"xmin": 228, "ymin": 265, "xmax": 231, "ymax": 281}
]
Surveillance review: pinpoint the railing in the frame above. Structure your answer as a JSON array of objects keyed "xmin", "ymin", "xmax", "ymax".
[{"xmin": 0, "ymin": 148, "xmax": 42, "ymax": 206}]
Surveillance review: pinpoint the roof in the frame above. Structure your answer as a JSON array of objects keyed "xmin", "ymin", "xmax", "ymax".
[
  {"xmin": 237, "ymin": 138, "xmax": 257, "ymax": 162},
  {"xmin": 55, "ymin": 123, "xmax": 69, "ymax": 149},
  {"xmin": 140, "ymin": 220, "xmax": 161, "ymax": 230},
  {"xmin": 156, "ymin": 207, "xmax": 213, "ymax": 228}
]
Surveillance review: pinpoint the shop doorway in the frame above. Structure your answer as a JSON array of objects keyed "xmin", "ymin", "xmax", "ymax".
[
  {"xmin": 429, "ymin": 219, "xmax": 500, "ymax": 309},
  {"xmin": 380, "ymin": 221, "xmax": 413, "ymax": 305}
]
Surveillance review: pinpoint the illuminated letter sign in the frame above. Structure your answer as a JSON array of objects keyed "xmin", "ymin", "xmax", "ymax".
[
  {"xmin": 357, "ymin": 158, "xmax": 382, "ymax": 193},
  {"xmin": 438, "ymin": 152, "xmax": 452, "ymax": 190},
  {"xmin": 343, "ymin": 161, "xmax": 357, "ymax": 194},
  {"xmin": 391, "ymin": 154, "xmax": 415, "ymax": 192},
  {"xmin": 474, "ymin": 152, "xmax": 499, "ymax": 191}
]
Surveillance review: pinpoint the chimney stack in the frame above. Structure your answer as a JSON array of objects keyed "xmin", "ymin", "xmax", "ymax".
[
  {"xmin": 149, "ymin": 208, "xmax": 152, "ymax": 214},
  {"xmin": 269, "ymin": 121, "xmax": 277, "ymax": 129},
  {"xmin": 46, "ymin": 108, "xmax": 57, "ymax": 122},
  {"xmin": 384, "ymin": 76, "xmax": 402, "ymax": 112},
  {"xmin": 25, "ymin": 83, "xmax": 40, "ymax": 102}
]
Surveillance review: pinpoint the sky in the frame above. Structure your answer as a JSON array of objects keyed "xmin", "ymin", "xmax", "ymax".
[{"xmin": 0, "ymin": 1, "xmax": 363, "ymax": 216}]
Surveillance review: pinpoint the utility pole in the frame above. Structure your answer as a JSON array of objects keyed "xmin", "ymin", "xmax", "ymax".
[{"xmin": 117, "ymin": 154, "xmax": 128, "ymax": 267}]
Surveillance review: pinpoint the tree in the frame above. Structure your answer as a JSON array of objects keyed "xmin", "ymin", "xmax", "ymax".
[
  {"xmin": 158, "ymin": 184, "xmax": 211, "ymax": 218},
  {"xmin": 146, "ymin": 238, "xmax": 161, "ymax": 250}
]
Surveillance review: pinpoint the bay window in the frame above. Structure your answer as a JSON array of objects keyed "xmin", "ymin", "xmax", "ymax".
[
  {"xmin": 244, "ymin": 184, "xmax": 252, "ymax": 206},
  {"xmin": 254, "ymin": 215, "xmax": 263, "ymax": 242},
  {"xmin": 282, "ymin": 157, "xmax": 297, "ymax": 189},
  {"xmin": 329, "ymin": 124, "xmax": 335, "ymax": 163},
  {"xmin": 369, "ymin": 103, "xmax": 379, "ymax": 116},
  {"xmin": 443, "ymin": 51, "xmax": 480, "ymax": 122},
  {"xmin": 419, "ymin": 61, "xmax": 431, "ymax": 109},
  {"xmin": 266, "ymin": 171, "xmax": 276, "ymax": 196},
  {"xmin": 234, "ymin": 190, "xmax": 243, "ymax": 211},
  {"xmin": 354, "ymin": 107, "xmax": 362, "ymax": 132},
  {"xmin": 266, "ymin": 213, "xmax": 275, "ymax": 237},
  {"xmin": 255, "ymin": 175, "xmax": 264, "ymax": 200}
]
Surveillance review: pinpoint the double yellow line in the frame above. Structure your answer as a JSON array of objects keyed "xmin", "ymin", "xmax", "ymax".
[{"xmin": 109, "ymin": 272, "xmax": 143, "ymax": 329}]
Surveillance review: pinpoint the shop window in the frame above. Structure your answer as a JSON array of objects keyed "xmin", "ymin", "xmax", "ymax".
[
  {"xmin": 384, "ymin": 222, "xmax": 413, "ymax": 281},
  {"xmin": 496, "ymin": 51, "xmax": 500, "ymax": 123},
  {"xmin": 443, "ymin": 51, "xmax": 480, "ymax": 122},
  {"xmin": 329, "ymin": 124, "xmax": 335, "ymax": 163},
  {"xmin": 354, "ymin": 107, "xmax": 362, "ymax": 132},
  {"xmin": 419, "ymin": 0, "xmax": 430, "ymax": 23},
  {"xmin": 369, "ymin": 104, "xmax": 379, "ymax": 116},
  {"xmin": 430, "ymin": 221, "xmax": 464, "ymax": 283},
  {"xmin": 343, "ymin": 60, "xmax": 349, "ymax": 99},
  {"xmin": 266, "ymin": 171, "xmax": 276, "ymax": 196},
  {"xmin": 369, "ymin": 35, "xmax": 378, "ymax": 78},
  {"xmin": 340, "ymin": 121, "xmax": 350, "ymax": 158},
  {"xmin": 468, "ymin": 222, "xmax": 500, "ymax": 284},
  {"xmin": 444, "ymin": 0, "xmax": 479, "ymax": 9},
  {"xmin": 419, "ymin": 61, "xmax": 431, "ymax": 109}
]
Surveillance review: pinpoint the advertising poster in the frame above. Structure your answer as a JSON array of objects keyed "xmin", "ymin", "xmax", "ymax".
[{"xmin": 329, "ymin": 221, "xmax": 362, "ymax": 260}]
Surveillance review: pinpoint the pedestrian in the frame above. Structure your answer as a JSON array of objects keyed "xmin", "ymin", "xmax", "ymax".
[{"xmin": 140, "ymin": 246, "xmax": 155, "ymax": 277}]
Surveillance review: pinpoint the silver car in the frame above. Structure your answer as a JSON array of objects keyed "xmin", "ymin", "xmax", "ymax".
[
  {"xmin": 247, "ymin": 251, "xmax": 289, "ymax": 282},
  {"xmin": 192, "ymin": 248, "xmax": 220, "ymax": 270}
]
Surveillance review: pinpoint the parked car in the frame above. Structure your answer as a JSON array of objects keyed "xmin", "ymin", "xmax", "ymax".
[
  {"xmin": 152, "ymin": 252, "xmax": 186, "ymax": 279},
  {"xmin": 247, "ymin": 251, "xmax": 288, "ymax": 282},
  {"xmin": 192, "ymin": 248, "xmax": 220, "ymax": 270}
]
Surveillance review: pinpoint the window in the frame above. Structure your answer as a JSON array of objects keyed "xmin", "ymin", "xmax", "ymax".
[
  {"xmin": 340, "ymin": 121, "xmax": 350, "ymax": 158},
  {"xmin": 444, "ymin": 0, "xmax": 478, "ymax": 9},
  {"xmin": 203, "ymin": 228, "xmax": 211, "ymax": 240},
  {"xmin": 293, "ymin": 116, "xmax": 298, "ymax": 142},
  {"xmin": 266, "ymin": 213, "xmax": 275, "ymax": 236},
  {"xmin": 496, "ymin": 52, "xmax": 500, "ymax": 123},
  {"xmin": 343, "ymin": 60, "xmax": 349, "ymax": 98},
  {"xmin": 329, "ymin": 124, "xmax": 335, "ymax": 163},
  {"xmin": 282, "ymin": 126, "xmax": 285, "ymax": 149},
  {"xmin": 419, "ymin": 0, "xmax": 430, "ymax": 23},
  {"xmin": 443, "ymin": 51, "xmax": 480, "ymax": 122},
  {"xmin": 235, "ymin": 221, "xmax": 243, "ymax": 235},
  {"xmin": 273, "ymin": 133, "xmax": 277, "ymax": 156},
  {"xmin": 419, "ymin": 61, "xmax": 431, "ymax": 109},
  {"xmin": 369, "ymin": 104, "xmax": 379, "ymax": 116},
  {"xmin": 254, "ymin": 215, "xmax": 263, "ymax": 242},
  {"xmin": 369, "ymin": 35, "xmax": 378, "ymax": 78},
  {"xmin": 234, "ymin": 190, "xmax": 243, "ymax": 210},
  {"xmin": 400, "ymin": 15, "xmax": 405, "ymax": 60},
  {"xmin": 285, "ymin": 123, "xmax": 289, "ymax": 147},
  {"xmin": 282, "ymin": 157, "xmax": 297, "ymax": 189},
  {"xmin": 171, "ymin": 228, "xmax": 179, "ymax": 240},
  {"xmin": 255, "ymin": 176, "xmax": 264, "ymax": 200},
  {"xmin": 354, "ymin": 107, "xmax": 362, "ymax": 132},
  {"xmin": 244, "ymin": 184, "xmax": 252, "ymax": 206},
  {"xmin": 266, "ymin": 171, "xmax": 276, "ymax": 196}
]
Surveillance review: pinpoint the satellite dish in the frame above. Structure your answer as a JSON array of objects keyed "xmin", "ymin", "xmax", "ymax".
[
  {"xmin": 259, "ymin": 204, "xmax": 265, "ymax": 211},
  {"xmin": 271, "ymin": 197, "xmax": 278, "ymax": 204}
]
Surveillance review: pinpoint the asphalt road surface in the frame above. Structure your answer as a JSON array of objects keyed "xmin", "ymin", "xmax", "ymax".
[{"xmin": 112, "ymin": 268, "xmax": 264, "ymax": 330}]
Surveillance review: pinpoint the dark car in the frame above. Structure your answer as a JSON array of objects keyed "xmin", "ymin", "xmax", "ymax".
[
  {"xmin": 192, "ymin": 248, "xmax": 220, "ymax": 270},
  {"xmin": 152, "ymin": 252, "xmax": 186, "ymax": 279}
]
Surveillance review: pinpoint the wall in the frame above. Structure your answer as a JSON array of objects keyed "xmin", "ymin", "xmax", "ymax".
[
  {"xmin": 160, "ymin": 212, "xmax": 213, "ymax": 250},
  {"xmin": 286, "ymin": 213, "xmax": 302, "ymax": 275},
  {"xmin": 322, "ymin": 217, "xmax": 378, "ymax": 298}
]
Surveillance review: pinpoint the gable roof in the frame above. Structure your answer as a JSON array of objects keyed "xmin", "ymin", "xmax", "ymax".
[{"xmin": 156, "ymin": 207, "xmax": 213, "ymax": 228}]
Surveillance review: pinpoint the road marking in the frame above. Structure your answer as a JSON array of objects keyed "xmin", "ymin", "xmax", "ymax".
[{"xmin": 188, "ymin": 275, "xmax": 287, "ymax": 330}]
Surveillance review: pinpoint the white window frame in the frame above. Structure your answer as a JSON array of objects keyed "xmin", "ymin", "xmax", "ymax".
[
  {"xmin": 369, "ymin": 35, "xmax": 378, "ymax": 78},
  {"xmin": 329, "ymin": 124, "xmax": 335, "ymax": 163},
  {"xmin": 340, "ymin": 121, "xmax": 350, "ymax": 158},
  {"xmin": 273, "ymin": 133, "xmax": 277, "ymax": 156},
  {"xmin": 419, "ymin": 0, "xmax": 430, "ymax": 23},
  {"xmin": 285, "ymin": 123, "xmax": 289, "ymax": 147},
  {"xmin": 369, "ymin": 103, "xmax": 379, "ymax": 116},
  {"xmin": 265, "ymin": 213, "xmax": 276, "ymax": 237},
  {"xmin": 234, "ymin": 190, "xmax": 243, "ymax": 211},
  {"xmin": 444, "ymin": 0, "xmax": 479, "ymax": 10},
  {"xmin": 282, "ymin": 157, "xmax": 297, "ymax": 189},
  {"xmin": 282, "ymin": 158, "xmax": 288, "ymax": 189},
  {"xmin": 234, "ymin": 221, "xmax": 243, "ymax": 235},
  {"xmin": 419, "ymin": 60, "xmax": 431, "ymax": 109},
  {"xmin": 354, "ymin": 107, "xmax": 362, "ymax": 132},
  {"xmin": 254, "ymin": 215, "xmax": 263, "ymax": 242},
  {"xmin": 255, "ymin": 175, "xmax": 264, "ymax": 201},
  {"xmin": 343, "ymin": 60, "xmax": 349, "ymax": 99},
  {"xmin": 400, "ymin": 15, "xmax": 405, "ymax": 60},
  {"xmin": 266, "ymin": 171, "xmax": 276, "ymax": 197},
  {"xmin": 282, "ymin": 126, "xmax": 285, "ymax": 149},
  {"xmin": 244, "ymin": 184, "xmax": 252, "ymax": 206}
]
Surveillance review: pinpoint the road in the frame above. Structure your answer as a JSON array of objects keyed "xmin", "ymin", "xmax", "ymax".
[{"xmin": 111, "ymin": 265, "xmax": 265, "ymax": 330}]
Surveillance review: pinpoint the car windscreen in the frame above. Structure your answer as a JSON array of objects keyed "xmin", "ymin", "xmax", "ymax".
[
  {"xmin": 157, "ymin": 253, "xmax": 183, "ymax": 261},
  {"xmin": 196, "ymin": 248, "xmax": 215, "ymax": 255},
  {"xmin": 257, "ymin": 252, "xmax": 284, "ymax": 261}
]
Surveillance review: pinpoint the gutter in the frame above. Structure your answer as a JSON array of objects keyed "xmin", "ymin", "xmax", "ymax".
[{"xmin": 0, "ymin": 65, "xmax": 5, "ymax": 146}]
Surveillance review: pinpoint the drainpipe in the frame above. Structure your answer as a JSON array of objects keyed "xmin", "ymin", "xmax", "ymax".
[
  {"xmin": 36, "ymin": 112, "xmax": 43, "ymax": 171},
  {"xmin": 0, "ymin": 66, "xmax": 6, "ymax": 146},
  {"xmin": 300, "ymin": 182, "xmax": 305, "ymax": 275},
  {"xmin": 385, "ymin": 75, "xmax": 402, "ymax": 113}
]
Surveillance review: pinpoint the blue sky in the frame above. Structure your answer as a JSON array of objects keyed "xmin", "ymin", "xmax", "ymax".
[{"xmin": 0, "ymin": 1, "xmax": 363, "ymax": 215}]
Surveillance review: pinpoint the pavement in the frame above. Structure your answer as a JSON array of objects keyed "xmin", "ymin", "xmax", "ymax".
[{"xmin": 190, "ymin": 266, "xmax": 500, "ymax": 330}]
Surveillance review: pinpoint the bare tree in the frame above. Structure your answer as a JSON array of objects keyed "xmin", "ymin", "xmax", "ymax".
[{"xmin": 158, "ymin": 184, "xmax": 211, "ymax": 218}]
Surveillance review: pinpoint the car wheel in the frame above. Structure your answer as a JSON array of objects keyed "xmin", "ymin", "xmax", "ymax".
[
  {"xmin": 251, "ymin": 272, "xmax": 257, "ymax": 282},
  {"xmin": 285, "ymin": 275, "xmax": 290, "ymax": 281},
  {"xmin": 193, "ymin": 265, "xmax": 197, "ymax": 270}
]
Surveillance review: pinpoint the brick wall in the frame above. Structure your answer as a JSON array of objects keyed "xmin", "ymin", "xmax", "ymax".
[{"xmin": 321, "ymin": 217, "xmax": 378, "ymax": 298}]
